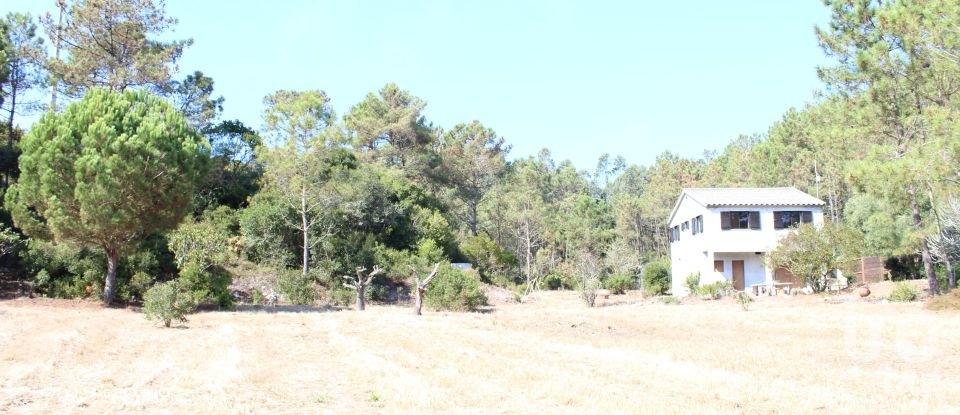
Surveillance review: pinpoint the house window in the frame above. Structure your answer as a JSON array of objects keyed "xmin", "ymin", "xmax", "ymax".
[
  {"xmin": 774, "ymin": 211, "xmax": 806, "ymax": 229},
  {"xmin": 773, "ymin": 211, "xmax": 813, "ymax": 229},
  {"xmin": 670, "ymin": 225, "xmax": 680, "ymax": 242},
  {"xmin": 720, "ymin": 211, "xmax": 761, "ymax": 230},
  {"xmin": 692, "ymin": 215, "xmax": 704, "ymax": 235},
  {"xmin": 682, "ymin": 221, "xmax": 689, "ymax": 231}
]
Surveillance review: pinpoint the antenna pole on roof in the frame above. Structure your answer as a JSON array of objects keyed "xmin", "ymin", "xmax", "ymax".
[{"xmin": 814, "ymin": 160, "xmax": 821, "ymax": 200}]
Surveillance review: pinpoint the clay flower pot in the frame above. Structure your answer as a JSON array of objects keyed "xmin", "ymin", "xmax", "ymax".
[{"xmin": 858, "ymin": 286, "xmax": 871, "ymax": 298}]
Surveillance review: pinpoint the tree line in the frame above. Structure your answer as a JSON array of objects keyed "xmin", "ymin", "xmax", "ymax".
[{"xmin": 1, "ymin": 0, "xmax": 958, "ymax": 310}]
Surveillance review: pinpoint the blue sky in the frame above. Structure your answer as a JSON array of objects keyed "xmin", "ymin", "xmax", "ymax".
[{"xmin": 4, "ymin": 0, "xmax": 831, "ymax": 170}]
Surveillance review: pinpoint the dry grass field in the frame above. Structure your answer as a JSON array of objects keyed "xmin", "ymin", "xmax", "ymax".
[{"xmin": 1, "ymin": 290, "xmax": 959, "ymax": 414}]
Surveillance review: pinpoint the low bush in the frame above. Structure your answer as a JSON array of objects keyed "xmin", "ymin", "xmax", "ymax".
[
  {"xmin": 580, "ymin": 275, "xmax": 601, "ymax": 307},
  {"xmin": 326, "ymin": 285, "xmax": 355, "ymax": 307},
  {"xmin": 178, "ymin": 263, "xmax": 233, "ymax": 308},
  {"xmin": 251, "ymin": 287, "xmax": 264, "ymax": 305},
  {"xmin": 127, "ymin": 271, "xmax": 156, "ymax": 302},
  {"xmin": 424, "ymin": 265, "xmax": 487, "ymax": 312},
  {"xmin": 927, "ymin": 290, "xmax": 960, "ymax": 311},
  {"xmin": 543, "ymin": 273, "xmax": 574, "ymax": 290},
  {"xmin": 699, "ymin": 281, "xmax": 732, "ymax": 300},
  {"xmin": 604, "ymin": 274, "xmax": 635, "ymax": 295},
  {"xmin": 736, "ymin": 291, "xmax": 753, "ymax": 311},
  {"xmin": 277, "ymin": 269, "xmax": 318, "ymax": 305},
  {"xmin": 661, "ymin": 296, "xmax": 680, "ymax": 305},
  {"xmin": 642, "ymin": 259, "xmax": 671, "ymax": 296},
  {"xmin": 685, "ymin": 273, "xmax": 700, "ymax": 295},
  {"xmin": 888, "ymin": 282, "xmax": 919, "ymax": 302},
  {"xmin": 143, "ymin": 281, "xmax": 196, "ymax": 327}
]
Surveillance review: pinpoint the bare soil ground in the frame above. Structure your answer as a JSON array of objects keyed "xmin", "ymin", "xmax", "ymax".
[{"xmin": 1, "ymin": 291, "xmax": 959, "ymax": 414}]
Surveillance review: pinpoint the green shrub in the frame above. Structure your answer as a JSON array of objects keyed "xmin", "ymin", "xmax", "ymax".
[
  {"xmin": 178, "ymin": 263, "xmax": 233, "ymax": 308},
  {"xmin": 326, "ymin": 285, "xmax": 355, "ymax": 307},
  {"xmin": 661, "ymin": 296, "xmax": 680, "ymax": 305},
  {"xmin": 888, "ymin": 282, "xmax": 919, "ymax": 302},
  {"xmin": 604, "ymin": 274, "xmax": 634, "ymax": 295},
  {"xmin": 127, "ymin": 271, "xmax": 156, "ymax": 302},
  {"xmin": 424, "ymin": 265, "xmax": 487, "ymax": 312},
  {"xmin": 642, "ymin": 259, "xmax": 671, "ymax": 296},
  {"xmin": 579, "ymin": 274, "xmax": 601, "ymax": 307},
  {"xmin": 23, "ymin": 235, "xmax": 176, "ymax": 302},
  {"xmin": 699, "ymin": 281, "xmax": 732, "ymax": 300},
  {"xmin": 685, "ymin": 273, "xmax": 700, "ymax": 295},
  {"xmin": 736, "ymin": 291, "xmax": 753, "ymax": 310},
  {"xmin": 143, "ymin": 281, "xmax": 196, "ymax": 327},
  {"xmin": 251, "ymin": 288, "xmax": 264, "ymax": 305},
  {"xmin": 278, "ymin": 269, "xmax": 318, "ymax": 305},
  {"xmin": 459, "ymin": 235, "xmax": 518, "ymax": 284}
]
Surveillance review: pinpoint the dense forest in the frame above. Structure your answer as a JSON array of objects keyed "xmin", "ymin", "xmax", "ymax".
[{"xmin": 1, "ymin": 0, "xmax": 958, "ymax": 311}]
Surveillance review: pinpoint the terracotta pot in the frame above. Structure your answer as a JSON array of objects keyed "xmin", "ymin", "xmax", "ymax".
[{"xmin": 858, "ymin": 286, "xmax": 871, "ymax": 298}]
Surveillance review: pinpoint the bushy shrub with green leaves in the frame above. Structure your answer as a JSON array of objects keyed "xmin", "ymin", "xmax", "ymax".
[
  {"xmin": 543, "ymin": 273, "xmax": 575, "ymax": 290},
  {"xmin": 685, "ymin": 273, "xmax": 701, "ymax": 295},
  {"xmin": 459, "ymin": 234, "xmax": 518, "ymax": 286},
  {"xmin": 278, "ymin": 269, "xmax": 317, "ymax": 305},
  {"xmin": 736, "ymin": 291, "xmax": 753, "ymax": 310},
  {"xmin": 424, "ymin": 265, "xmax": 487, "ymax": 312},
  {"xmin": 699, "ymin": 281, "xmax": 732, "ymax": 299},
  {"xmin": 238, "ymin": 192, "xmax": 299, "ymax": 266},
  {"xmin": 326, "ymin": 285, "xmax": 355, "ymax": 307},
  {"xmin": 168, "ymin": 219, "xmax": 234, "ymax": 308},
  {"xmin": 23, "ymin": 236, "xmax": 175, "ymax": 302},
  {"xmin": 178, "ymin": 263, "xmax": 233, "ymax": 308},
  {"xmin": 642, "ymin": 259, "xmax": 671, "ymax": 296},
  {"xmin": 144, "ymin": 281, "xmax": 196, "ymax": 327},
  {"xmin": 888, "ymin": 282, "xmax": 919, "ymax": 302},
  {"xmin": 580, "ymin": 274, "xmax": 601, "ymax": 307},
  {"xmin": 604, "ymin": 274, "xmax": 635, "ymax": 295}
]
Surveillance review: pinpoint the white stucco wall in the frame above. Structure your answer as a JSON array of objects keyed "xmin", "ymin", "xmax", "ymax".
[{"xmin": 669, "ymin": 197, "xmax": 824, "ymax": 296}]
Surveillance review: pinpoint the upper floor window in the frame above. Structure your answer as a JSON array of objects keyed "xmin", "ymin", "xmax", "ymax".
[
  {"xmin": 774, "ymin": 211, "xmax": 813, "ymax": 229},
  {"xmin": 682, "ymin": 221, "xmax": 689, "ymax": 231},
  {"xmin": 720, "ymin": 211, "xmax": 760, "ymax": 230},
  {"xmin": 691, "ymin": 215, "xmax": 704, "ymax": 235},
  {"xmin": 669, "ymin": 225, "xmax": 680, "ymax": 242}
]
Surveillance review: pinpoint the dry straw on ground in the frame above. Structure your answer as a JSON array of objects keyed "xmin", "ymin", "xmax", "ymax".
[{"xmin": 1, "ymin": 291, "xmax": 959, "ymax": 414}]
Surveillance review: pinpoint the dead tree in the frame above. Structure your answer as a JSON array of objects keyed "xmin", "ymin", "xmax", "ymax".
[
  {"xmin": 343, "ymin": 266, "xmax": 383, "ymax": 311},
  {"xmin": 411, "ymin": 263, "xmax": 441, "ymax": 316}
]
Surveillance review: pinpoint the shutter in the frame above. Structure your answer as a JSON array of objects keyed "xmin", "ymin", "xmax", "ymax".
[
  {"xmin": 749, "ymin": 211, "xmax": 761, "ymax": 229},
  {"xmin": 801, "ymin": 211, "xmax": 813, "ymax": 223},
  {"xmin": 720, "ymin": 212, "xmax": 731, "ymax": 230},
  {"xmin": 773, "ymin": 212, "xmax": 783, "ymax": 229}
]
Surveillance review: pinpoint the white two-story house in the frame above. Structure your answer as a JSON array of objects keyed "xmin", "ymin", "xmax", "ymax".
[{"xmin": 667, "ymin": 187, "xmax": 825, "ymax": 296}]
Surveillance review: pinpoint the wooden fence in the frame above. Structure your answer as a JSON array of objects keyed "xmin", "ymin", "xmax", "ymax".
[{"xmin": 854, "ymin": 256, "xmax": 889, "ymax": 283}]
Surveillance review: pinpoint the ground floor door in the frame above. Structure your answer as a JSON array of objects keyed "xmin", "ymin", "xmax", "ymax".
[{"xmin": 732, "ymin": 260, "xmax": 745, "ymax": 291}]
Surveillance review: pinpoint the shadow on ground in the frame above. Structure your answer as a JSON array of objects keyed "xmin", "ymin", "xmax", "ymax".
[{"xmin": 224, "ymin": 304, "xmax": 344, "ymax": 314}]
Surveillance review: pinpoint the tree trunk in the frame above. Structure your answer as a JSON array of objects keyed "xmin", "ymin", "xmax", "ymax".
[
  {"xmin": 301, "ymin": 186, "xmax": 309, "ymax": 276},
  {"xmin": 468, "ymin": 201, "xmax": 478, "ymax": 236},
  {"xmin": 414, "ymin": 287, "xmax": 424, "ymax": 316},
  {"xmin": 103, "ymin": 250, "xmax": 119, "ymax": 305},
  {"xmin": 5, "ymin": 82, "xmax": 15, "ymax": 188},
  {"xmin": 50, "ymin": 0, "xmax": 64, "ymax": 112},
  {"xmin": 946, "ymin": 256, "xmax": 956, "ymax": 290},
  {"xmin": 910, "ymin": 189, "xmax": 940, "ymax": 295},
  {"xmin": 356, "ymin": 285, "xmax": 365, "ymax": 311}
]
